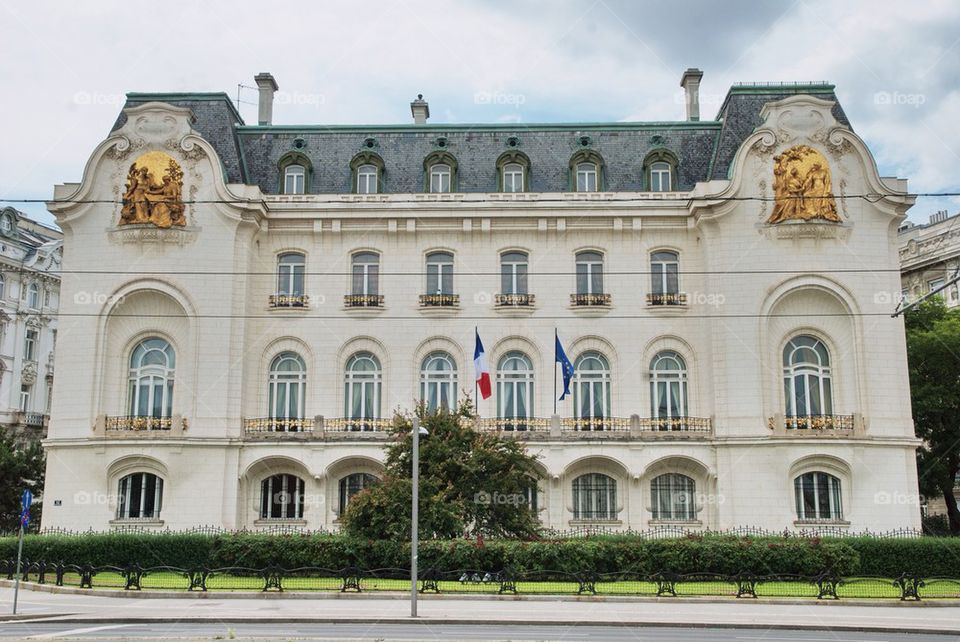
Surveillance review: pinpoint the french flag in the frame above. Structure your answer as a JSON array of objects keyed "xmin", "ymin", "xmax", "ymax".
[{"xmin": 474, "ymin": 329, "xmax": 492, "ymax": 400}]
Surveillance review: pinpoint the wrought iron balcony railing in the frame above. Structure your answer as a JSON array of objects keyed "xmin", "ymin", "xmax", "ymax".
[
  {"xmin": 269, "ymin": 294, "xmax": 309, "ymax": 308},
  {"xmin": 561, "ymin": 416, "xmax": 631, "ymax": 432},
  {"xmin": 647, "ymin": 292, "xmax": 687, "ymax": 306},
  {"xmin": 105, "ymin": 415, "xmax": 173, "ymax": 431},
  {"xmin": 570, "ymin": 293, "xmax": 611, "ymax": 307},
  {"xmin": 243, "ymin": 417, "xmax": 314, "ymax": 433},
  {"xmin": 637, "ymin": 416, "xmax": 713, "ymax": 432},
  {"xmin": 476, "ymin": 417, "xmax": 551, "ymax": 432},
  {"xmin": 344, "ymin": 294, "xmax": 385, "ymax": 308},
  {"xmin": 18, "ymin": 412, "xmax": 47, "ymax": 428},
  {"xmin": 495, "ymin": 293, "xmax": 535, "ymax": 307},
  {"xmin": 781, "ymin": 414, "xmax": 855, "ymax": 431},
  {"xmin": 325, "ymin": 417, "xmax": 393, "ymax": 432},
  {"xmin": 419, "ymin": 293, "xmax": 460, "ymax": 307}
]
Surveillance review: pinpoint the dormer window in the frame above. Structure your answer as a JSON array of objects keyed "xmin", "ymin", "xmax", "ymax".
[
  {"xmin": 649, "ymin": 162, "xmax": 672, "ymax": 192},
  {"xmin": 570, "ymin": 151, "xmax": 604, "ymax": 192},
  {"xmin": 357, "ymin": 164, "xmax": 378, "ymax": 194},
  {"xmin": 423, "ymin": 152, "xmax": 458, "ymax": 193},
  {"xmin": 496, "ymin": 151, "xmax": 530, "ymax": 193},
  {"xmin": 283, "ymin": 165, "xmax": 305, "ymax": 194},
  {"xmin": 430, "ymin": 164, "xmax": 451, "ymax": 193},
  {"xmin": 643, "ymin": 149, "xmax": 678, "ymax": 192},
  {"xmin": 576, "ymin": 163, "xmax": 597, "ymax": 192},
  {"xmin": 351, "ymin": 152, "xmax": 385, "ymax": 195}
]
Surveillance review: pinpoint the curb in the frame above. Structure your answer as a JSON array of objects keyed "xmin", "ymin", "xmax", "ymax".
[
  {"xmin": 1, "ymin": 615, "xmax": 959, "ymax": 636},
  {"xmin": 3, "ymin": 578, "xmax": 959, "ymax": 606}
]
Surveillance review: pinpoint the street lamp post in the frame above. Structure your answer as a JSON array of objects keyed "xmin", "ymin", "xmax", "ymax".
[{"xmin": 410, "ymin": 416, "xmax": 424, "ymax": 618}]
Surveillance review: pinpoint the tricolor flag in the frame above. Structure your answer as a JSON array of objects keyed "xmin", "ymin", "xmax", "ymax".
[{"xmin": 474, "ymin": 329, "xmax": 492, "ymax": 400}]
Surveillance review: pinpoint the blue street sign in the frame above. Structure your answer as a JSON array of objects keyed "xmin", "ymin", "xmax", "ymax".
[{"xmin": 20, "ymin": 489, "xmax": 32, "ymax": 527}]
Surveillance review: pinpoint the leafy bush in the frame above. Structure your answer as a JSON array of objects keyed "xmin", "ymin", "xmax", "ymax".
[
  {"xmin": 843, "ymin": 536, "xmax": 960, "ymax": 577},
  {"xmin": 0, "ymin": 533, "xmax": 212, "ymax": 567}
]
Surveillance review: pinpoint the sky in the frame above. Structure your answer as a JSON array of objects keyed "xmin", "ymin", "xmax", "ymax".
[{"xmin": 0, "ymin": 0, "xmax": 957, "ymax": 227}]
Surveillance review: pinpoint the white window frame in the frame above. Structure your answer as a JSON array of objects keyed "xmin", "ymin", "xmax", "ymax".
[
  {"xmin": 19, "ymin": 384, "xmax": 31, "ymax": 412},
  {"xmin": 575, "ymin": 251, "xmax": 604, "ymax": 295},
  {"xmin": 430, "ymin": 163, "xmax": 451, "ymax": 193},
  {"xmin": 500, "ymin": 252, "xmax": 529, "ymax": 295},
  {"xmin": 576, "ymin": 162, "xmax": 598, "ymax": 192},
  {"xmin": 425, "ymin": 252, "xmax": 454, "ymax": 295},
  {"xmin": 127, "ymin": 338, "xmax": 175, "ymax": 418},
  {"xmin": 650, "ymin": 351, "xmax": 689, "ymax": 420},
  {"xmin": 283, "ymin": 164, "xmax": 306, "ymax": 195},
  {"xmin": 573, "ymin": 351, "xmax": 611, "ymax": 420},
  {"xmin": 497, "ymin": 351, "xmax": 534, "ymax": 422},
  {"xmin": 420, "ymin": 351, "xmax": 458, "ymax": 412},
  {"xmin": 794, "ymin": 471, "xmax": 843, "ymax": 520},
  {"xmin": 117, "ymin": 472, "xmax": 163, "ymax": 520},
  {"xmin": 344, "ymin": 352, "xmax": 382, "ymax": 422},
  {"xmin": 502, "ymin": 162, "xmax": 524, "ymax": 193},
  {"xmin": 649, "ymin": 161, "xmax": 672, "ymax": 192},
  {"xmin": 356, "ymin": 164, "xmax": 378, "ymax": 194},
  {"xmin": 338, "ymin": 472, "xmax": 379, "ymax": 515},
  {"xmin": 26, "ymin": 283, "xmax": 39, "ymax": 310},
  {"xmin": 268, "ymin": 352, "xmax": 306, "ymax": 421},
  {"xmin": 277, "ymin": 252, "xmax": 305, "ymax": 297},
  {"xmin": 651, "ymin": 251, "xmax": 680, "ymax": 295},
  {"xmin": 259, "ymin": 473, "xmax": 304, "ymax": 520},
  {"xmin": 23, "ymin": 329, "xmax": 37, "ymax": 362},
  {"xmin": 783, "ymin": 335, "xmax": 833, "ymax": 418},
  {"xmin": 650, "ymin": 473, "xmax": 696, "ymax": 520},
  {"xmin": 572, "ymin": 473, "xmax": 617, "ymax": 520},
  {"xmin": 351, "ymin": 252, "xmax": 380, "ymax": 296}
]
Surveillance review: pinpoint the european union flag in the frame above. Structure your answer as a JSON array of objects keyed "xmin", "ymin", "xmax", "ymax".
[{"xmin": 555, "ymin": 332, "xmax": 575, "ymax": 400}]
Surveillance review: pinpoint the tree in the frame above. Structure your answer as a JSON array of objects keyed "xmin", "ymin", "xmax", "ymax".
[
  {"xmin": 340, "ymin": 401, "xmax": 543, "ymax": 540},
  {"xmin": 0, "ymin": 428, "xmax": 45, "ymax": 532},
  {"xmin": 905, "ymin": 297, "xmax": 960, "ymax": 534}
]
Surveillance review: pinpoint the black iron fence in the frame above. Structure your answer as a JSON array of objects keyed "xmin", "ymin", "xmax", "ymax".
[{"xmin": 3, "ymin": 559, "xmax": 958, "ymax": 600}]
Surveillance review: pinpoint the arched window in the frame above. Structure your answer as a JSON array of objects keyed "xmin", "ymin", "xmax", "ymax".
[
  {"xmin": 650, "ymin": 473, "xmax": 696, "ymax": 520},
  {"xmin": 783, "ymin": 335, "xmax": 833, "ymax": 418},
  {"xmin": 117, "ymin": 472, "xmax": 163, "ymax": 520},
  {"xmin": 497, "ymin": 351, "xmax": 534, "ymax": 428},
  {"xmin": 572, "ymin": 473, "xmax": 616, "ymax": 520},
  {"xmin": 570, "ymin": 151, "xmax": 604, "ymax": 192},
  {"xmin": 259, "ymin": 473, "xmax": 305, "ymax": 520},
  {"xmin": 421, "ymin": 351, "xmax": 457, "ymax": 412},
  {"xmin": 523, "ymin": 477, "xmax": 539, "ymax": 514},
  {"xmin": 276, "ymin": 252, "xmax": 305, "ymax": 297},
  {"xmin": 268, "ymin": 352, "xmax": 306, "ymax": 423},
  {"xmin": 27, "ymin": 283, "xmax": 39, "ymax": 309},
  {"xmin": 338, "ymin": 472, "xmax": 379, "ymax": 515},
  {"xmin": 351, "ymin": 152, "xmax": 385, "ymax": 194},
  {"xmin": 575, "ymin": 251, "xmax": 604, "ymax": 295},
  {"xmin": 643, "ymin": 149, "xmax": 678, "ymax": 192},
  {"xmin": 283, "ymin": 165, "xmax": 306, "ymax": 194},
  {"xmin": 794, "ymin": 471, "xmax": 842, "ymax": 520},
  {"xmin": 424, "ymin": 151, "xmax": 458, "ymax": 193},
  {"xmin": 650, "ymin": 251, "xmax": 680, "ymax": 302},
  {"xmin": 344, "ymin": 352, "xmax": 382, "ymax": 426},
  {"xmin": 573, "ymin": 351, "xmax": 611, "ymax": 423},
  {"xmin": 496, "ymin": 151, "xmax": 530, "ymax": 193},
  {"xmin": 351, "ymin": 252, "xmax": 380, "ymax": 296},
  {"xmin": 500, "ymin": 251, "xmax": 529, "ymax": 296},
  {"xmin": 425, "ymin": 251, "xmax": 454, "ymax": 295},
  {"xmin": 128, "ymin": 338, "xmax": 175, "ymax": 418},
  {"xmin": 650, "ymin": 351, "xmax": 688, "ymax": 425}
]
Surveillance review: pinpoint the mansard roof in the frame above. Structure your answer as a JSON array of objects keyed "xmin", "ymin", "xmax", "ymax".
[{"xmin": 110, "ymin": 83, "xmax": 851, "ymax": 193}]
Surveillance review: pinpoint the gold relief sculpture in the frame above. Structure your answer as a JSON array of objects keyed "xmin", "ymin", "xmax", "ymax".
[
  {"xmin": 120, "ymin": 151, "xmax": 186, "ymax": 228},
  {"xmin": 767, "ymin": 145, "xmax": 840, "ymax": 224}
]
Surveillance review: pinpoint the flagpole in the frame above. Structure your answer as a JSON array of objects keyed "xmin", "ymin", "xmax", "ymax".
[
  {"xmin": 553, "ymin": 328, "xmax": 558, "ymax": 416},
  {"xmin": 474, "ymin": 326, "xmax": 479, "ymax": 417}
]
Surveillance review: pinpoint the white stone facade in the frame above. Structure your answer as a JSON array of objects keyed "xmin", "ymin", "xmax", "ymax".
[
  {"xmin": 0, "ymin": 208, "xmax": 61, "ymax": 444},
  {"xmin": 40, "ymin": 92, "xmax": 921, "ymax": 533}
]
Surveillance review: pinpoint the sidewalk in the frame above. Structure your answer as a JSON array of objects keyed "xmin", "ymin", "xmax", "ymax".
[{"xmin": 2, "ymin": 584, "xmax": 960, "ymax": 634}]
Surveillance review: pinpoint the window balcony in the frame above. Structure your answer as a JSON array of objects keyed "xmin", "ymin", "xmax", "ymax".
[
  {"xmin": 476, "ymin": 417, "xmax": 550, "ymax": 432},
  {"xmin": 494, "ymin": 293, "xmax": 535, "ymax": 307},
  {"xmin": 243, "ymin": 417, "xmax": 314, "ymax": 434},
  {"xmin": 646, "ymin": 292, "xmax": 687, "ymax": 306},
  {"xmin": 324, "ymin": 417, "xmax": 393, "ymax": 432},
  {"xmin": 570, "ymin": 293, "xmax": 611, "ymax": 307},
  {"xmin": 106, "ymin": 415, "xmax": 173, "ymax": 431},
  {"xmin": 17, "ymin": 412, "xmax": 47, "ymax": 428},
  {"xmin": 637, "ymin": 416, "xmax": 712, "ymax": 433},
  {"xmin": 268, "ymin": 294, "xmax": 309, "ymax": 308},
  {"xmin": 419, "ymin": 293, "xmax": 460, "ymax": 307},
  {"xmin": 561, "ymin": 416, "xmax": 631, "ymax": 432},
  {"xmin": 344, "ymin": 294, "xmax": 385, "ymax": 308},
  {"xmin": 769, "ymin": 413, "xmax": 859, "ymax": 436}
]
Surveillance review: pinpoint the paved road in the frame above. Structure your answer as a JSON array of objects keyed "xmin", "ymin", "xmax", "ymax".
[{"xmin": 0, "ymin": 622, "xmax": 957, "ymax": 641}]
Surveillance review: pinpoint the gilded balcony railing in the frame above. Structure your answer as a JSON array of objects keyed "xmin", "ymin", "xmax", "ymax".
[
  {"xmin": 779, "ymin": 415, "xmax": 855, "ymax": 431},
  {"xmin": 344, "ymin": 294, "xmax": 385, "ymax": 308},
  {"xmin": 105, "ymin": 415, "xmax": 173, "ymax": 431},
  {"xmin": 637, "ymin": 416, "xmax": 712, "ymax": 432},
  {"xmin": 325, "ymin": 417, "xmax": 393, "ymax": 432},
  {"xmin": 419, "ymin": 293, "xmax": 460, "ymax": 307},
  {"xmin": 495, "ymin": 293, "xmax": 535, "ymax": 307},
  {"xmin": 646, "ymin": 292, "xmax": 687, "ymax": 306},
  {"xmin": 476, "ymin": 417, "xmax": 550, "ymax": 432},
  {"xmin": 570, "ymin": 293, "xmax": 611, "ymax": 307},
  {"xmin": 561, "ymin": 416, "xmax": 631, "ymax": 432},
  {"xmin": 269, "ymin": 294, "xmax": 310, "ymax": 308},
  {"xmin": 243, "ymin": 417, "xmax": 314, "ymax": 433}
]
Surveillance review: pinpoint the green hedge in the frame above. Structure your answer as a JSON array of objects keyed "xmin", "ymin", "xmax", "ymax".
[
  {"xmin": 843, "ymin": 536, "xmax": 960, "ymax": 577},
  {"xmin": 0, "ymin": 533, "xmax": 860, "ymax": 576}
]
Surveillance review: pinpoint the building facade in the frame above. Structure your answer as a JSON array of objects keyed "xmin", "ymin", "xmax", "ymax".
[
  {"xmin": 40, "ymin": 72, "xmax": 921, "ymax": 532},
  {"xmin": 0, "ymin": 207, "xmax": 61, "ymax": 444}
]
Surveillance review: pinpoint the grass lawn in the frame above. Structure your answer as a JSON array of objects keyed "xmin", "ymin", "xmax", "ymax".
[{"xmin": 42, "ymin": 571, "xmax": 959, "ymax": 598}]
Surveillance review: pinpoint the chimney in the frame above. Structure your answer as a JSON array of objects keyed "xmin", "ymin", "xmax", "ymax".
[
  {"xmin": 254, "ymin": 73, "xmax": 279, "ymax": 126},
  {"xmin": 410, "ymin": 94, "xmax": 430, "ymax": 124},
  {"xmin": 680, "ymin": 68, "xmax": 704, "ymax": 121}
]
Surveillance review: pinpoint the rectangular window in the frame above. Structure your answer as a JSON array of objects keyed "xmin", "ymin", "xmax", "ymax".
[
  {"xmin": 929, "ymin": 278, "xmax": 945, "ymax": 294},
  {"xmin": 500, "ymin": 255, "xmax": 529, "ymax": 295},
  {"xmin": 24, "ymin": 329, "xmax": 37, "ymax": 361},
  {"xmin": 426, "ymin": 261, "xmax": 454, "ymax": 294},
  {"xmin": 19, "ymin": 384, "xmax": 30, "ymax": 412},
  {"xmin": 576, "ymin": 164, "xmax": 597, "ymax": 192},
  {"xmin": 430, "ymin": 165, "xmax": 451, "ymax": 193}
]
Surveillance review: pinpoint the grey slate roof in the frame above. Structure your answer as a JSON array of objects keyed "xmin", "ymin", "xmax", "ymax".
[{"xmin": 111, "ymin": 83, "xmax": 849, "ymax": 194}]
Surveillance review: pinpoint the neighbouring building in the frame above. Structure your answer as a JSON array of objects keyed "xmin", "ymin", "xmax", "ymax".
[
  {"xmin": 0, "ymin": 207, "xmax": 61, "ymax": 444},
  {"xmin": 40, "ymin": 70, "xmax": 921, "ymax": 533},
  {"xmin": 898, "ymin": 210, "xmax": 960, "ymax": 518}
]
